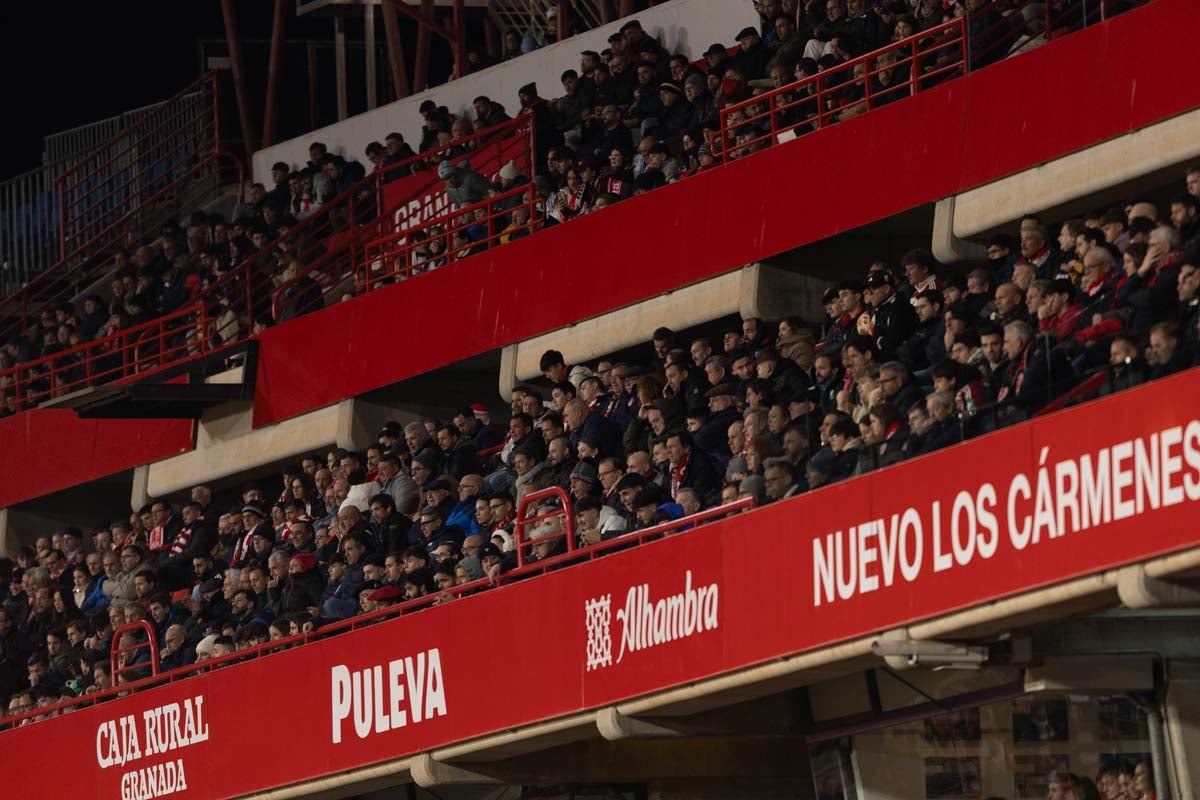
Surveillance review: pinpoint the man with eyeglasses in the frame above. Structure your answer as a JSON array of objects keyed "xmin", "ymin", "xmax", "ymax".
[
  {"xmin": 6, "ymin": 690, "xmax": 35, "ymax": 724},
  {"xmin": 488, "ymin": 495, "xmax": 516, "ymax": 537},
  {"xmin": 763, "ymin": 457, "xmax": 805, "ymax": 502},
  {"xmin": 416, "ymin": 506, "xmax": 464, "ymax": 554},
  {"xmin": 445, "ymin": 475, "xmax": 485, "ymax": 536}
]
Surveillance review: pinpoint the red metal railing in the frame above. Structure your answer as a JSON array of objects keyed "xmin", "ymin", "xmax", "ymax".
[
  {"xmin": 0, "ymin": 72, "xmax": 233, "ymax": 343},
  {"xmin": 0, "ymin": 118, "xmax": 537, "ymax": 412},
  {"xmin": 514, "ymin": 486, "xmax": 577, "ymax": 567},
  {"xmin": 1, "ymin": 303, "xmax": 212, "ymax": 409},
  {"xmin": 279, "ymin": 114, "xmax": 537, "ymax": 316},
  {"xmin": 0, "ymin": 495, "xmax": 755, "ymax": 729},
  {"xmin": 718, "ymin": 17, "xmax": 967, "ymax": 162},
  {"xmin": 714, "ymin": 0, "xmax": 1109, "ymax": 163},
  {"xmin": 356, "ymin": 183, "xmax": 540, "ymax": 294},
  {"xmin": 56, "ymin": 73, "xmax": 220, "ymax": 262},
  {"xmin": 1032, "ymin": 369, "xmax": 1107, "ymax": 416},
  {"xmin": 110, "ymin": 620, "xmax": 160, "ymax": 683}
]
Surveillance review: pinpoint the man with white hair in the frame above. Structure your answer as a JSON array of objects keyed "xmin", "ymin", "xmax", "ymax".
[
  {"xmin": 527, "ymin": 516, "xmax": 565, "ymax": 562},
  {"xmin": 1124, "ymin": 224, "xmax": 1183, "ymax": 336}
]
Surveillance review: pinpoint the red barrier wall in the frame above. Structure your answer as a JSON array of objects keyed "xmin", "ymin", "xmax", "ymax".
[
  {"xmin": 5, "ymin": 367, "xmax": 1200, "ymax": 798},
  {"xmin": 0, "ymin": 412, "xmax": 192, "ymax": 509},
  {"xmin": 251, "ymin": 0, "xmax": 1199, "ymax": 427}
]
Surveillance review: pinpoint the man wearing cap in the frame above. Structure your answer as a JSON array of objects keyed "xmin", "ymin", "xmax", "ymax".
[
  {"xmin": 437, "ymin": 160, "xmax": 488, "ymax": 209},
  {"xmin": 696, "ymin": 382, "xmax": 741, "ymax": 460},
  {"xmin": 566, "ymin": 461, "xmax": 600, "ymax": 502},
  {"xmin": 653, "ymin": 83, "xmax": 689, "ymax": 140},
  {"xmin": 862, "ymin": 271, "xmax": 918, "ymax": 359},
  {"xmin": 732, "ymin": 26, "xmax": 770, "ymax": 81},
  {"xmin": 478, "ymin": 542, "xmax": 509, "ymax": 582},
  {"xmin": 613, "ymin": 473, "xmax": 647, "ymax": 527},
  {"xmin": 756, "ymin": 348, "xmax": 812, "ymax": 401},
  {"xmin": 231, "ymin": 504, "xmax": 271, "ymax": 569}
]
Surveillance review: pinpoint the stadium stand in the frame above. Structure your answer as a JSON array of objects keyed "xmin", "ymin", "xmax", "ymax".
[
  {"xmin": 0, "ymin": 0, "xmax": 1149, "ymax": 414},
  {"xmin": 0, "ymin": 2, "xmax": 1190, "ymax": 798},
  {"xmin": 4, "ymin": 153, "xmax": 1196, "ymax": 718}
]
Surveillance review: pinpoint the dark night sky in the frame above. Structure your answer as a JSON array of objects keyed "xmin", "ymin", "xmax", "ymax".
[
  {"xmin": 0, "ymin": 2, "xmax": 226, "ymax": 178},
  {"xmin": 0, "ymin": 2, "xmax": 455, "ymax": 179},
  {"xmin": 0, "ymin": 2, "xmax": 353, "ymax": 179}
]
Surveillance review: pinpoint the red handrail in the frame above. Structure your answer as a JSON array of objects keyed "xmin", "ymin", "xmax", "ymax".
[
  {"xmin": 514, "ymin": 485, "xmax": 577, "ymax": 568},
  {"xmin": 376, "ymin": 114, "xmax": 534, "ymax": 183},
  {"xmin": 357, "ymin": 182, "xmax": 539, "ymax": 292},
  {"xmin": 110, "ymin": 620, "xmax": 160, "ymax": 683},
  {"xmin": 0, "ymin": 497, "xmax": 756, "ymax": 729},
  {"xmin": 718, "ymin": 16, "xmax": 966, "ymax": 163},
  {"xmin": 1032, "ymin": 369, "xmax": 1107, "ymax": 417},
  {"xmin": 55, "ymin": 72, "xmax": 219, "ymax": 192}
]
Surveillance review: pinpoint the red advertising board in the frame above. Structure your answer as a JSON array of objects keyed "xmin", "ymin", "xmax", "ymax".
[{"xmin": 5, "ymin": 368, "xmax": 1200, "ymax": 799}]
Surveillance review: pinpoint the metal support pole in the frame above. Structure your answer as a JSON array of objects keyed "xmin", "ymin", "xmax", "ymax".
[
  {"xmin": 381, "ymin": 0, "xmax": 411, "ymax": 99},
  {"xmin": 219, "ymin": 0, "xmax": 258, "ymax": 158},
  {"xmin": 365, "ymin": 4, "xmax": 378, "ymax": 110},
  {"xmin": 452, "ymin": 0, "xmax": 467, "ymax": 79},
  {"xmin": 484, "ymin": 18, "xmax": 500, "ymax": 60},
  {"xmin": 556, "ymin": 0, "xmax": 568, "ymax": 42},
  {"xmin": 306, "ymin": 42, "xmax": 319, "ymax": 132},
  {"xmin": 335, "ymin": 17, "xmax": 348, "ymax": 121},
  {"xmin": 263, "ymin": 0, "xmax": 288, "ymax": 147},
  {"xmin": 413, "ymin": 0, "xmax": 434, "ymax": 93}
]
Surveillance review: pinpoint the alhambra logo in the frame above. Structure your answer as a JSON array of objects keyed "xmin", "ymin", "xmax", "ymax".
[{"xmin": 585, "ymin": 570, "xmax": 720, "ymax": 671}]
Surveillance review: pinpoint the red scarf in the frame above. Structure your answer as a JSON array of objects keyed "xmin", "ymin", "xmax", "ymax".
[{"xmin": 670, "ymin": 451, "xmax": 690, "ymax": 498}]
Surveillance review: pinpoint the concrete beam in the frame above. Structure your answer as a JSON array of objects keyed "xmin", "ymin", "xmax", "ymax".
[
  {"xmin": 947, "ymin": 108, "xmax": 1200, "ymax": 240},
  {"xmin": 410, "ymin": 753, "xmax": 500, "ymax": 787},
  {"xmin": 1118, "ymin": 564, "xmax": 1200, "ymax": 609},
  {"xmin": 144, "ymin": 395, "xmax": 404, "ymax": 499},
  {"xmin": 499, "ymin": 264, "xmax": 834, "ymax": 398},
  {"xmin": 1023, "ymin": 656, "xmax": 1155, "ymax": 694},
  {"xmin": 1164, "ymin": 661, "xmax": 1200, "ymax": 800},
  {"xmin": 932, "ymin": 195, "xmax": 989, "ymax": 265},
  {"xmin": 596, "ymin": 707, "xmax": 688, "ymax": 741}
]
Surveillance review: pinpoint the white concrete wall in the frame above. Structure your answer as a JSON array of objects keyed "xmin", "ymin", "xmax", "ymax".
[
  {"xmin": 252, "ymin": 0, "xmax": 757, "ymax": 181},
  {"xmin": 943, "ymin": 109, "xmax": 1200, "ymax": 243}
]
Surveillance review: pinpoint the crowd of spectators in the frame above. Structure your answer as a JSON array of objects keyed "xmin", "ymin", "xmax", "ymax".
[
  {"xmin": 0, "ymin": 0, "xmax": 1146, "ymax": 413},
  {"xmin": 2, "ymin": 165, "xmax": 1199, "ymax": 733}
]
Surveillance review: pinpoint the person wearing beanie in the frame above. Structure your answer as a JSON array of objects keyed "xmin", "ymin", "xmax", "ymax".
[{"xmin": 438, "ymin": 160, "xmax": 488, "ymax": 209}]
